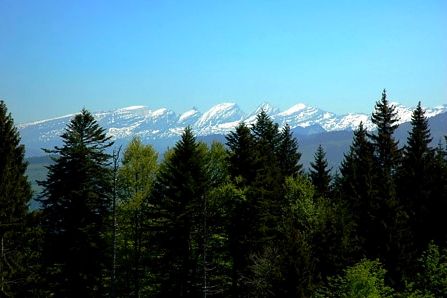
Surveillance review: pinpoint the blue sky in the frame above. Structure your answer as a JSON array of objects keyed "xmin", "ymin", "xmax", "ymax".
[{"xmin": 1, "ymin": 0, "xmax": 446, "ymax": 124}]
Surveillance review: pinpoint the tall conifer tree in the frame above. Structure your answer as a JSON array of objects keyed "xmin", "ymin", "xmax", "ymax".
[
  {"xmin": 226, "ymin": 122, "xmax": 257, "ymax": 186},
  {"xmin": 225, "ymin": 121, "xmax": 259, "ymax": 296},
  {"xmin": 371, "ymin": 89, "xmax": 401, "ymax": 175},
  {"xmin": 277, "ymin": 124, "xmax": 303, "ymax": 177},
  {"xmin": 429, "ymin": 140, "xmax": 447, "ymax": 246},
  {"xmin": 309, "ymin": 144, "xmax": 332, "ymax": 198},
  {"xmin": 370, "ymin": 90, "xmax": 406, "ymax": 286},
  {"xmin": 38, "ymin": 108, "xmax": 113, "ymax": 297},
  {"xmin": 0, "ymin": 101, "xmax": 33, "ymax": 296},
  {"xmin": 249, "ymin": 110, "xmax": 284, "ymax": 240},
  {"xmin": 225, "ymin": 111, "xmax": 304, "ymax": 296},
  {"xmin": 151, "ymin": 126, "xmax": 210, "ymax": 297},
  {"xmin": 339, "ymin": 122, "xmax": 376, "ymax": 259},
  {"xmin": 397, "ymin": 102, "xmax": 434, "ymax": 262}
]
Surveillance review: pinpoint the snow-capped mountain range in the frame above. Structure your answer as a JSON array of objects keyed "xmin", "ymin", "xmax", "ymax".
[{"xmin": 17, "ymin": 102, "xmax": 447, "ymax": 157}]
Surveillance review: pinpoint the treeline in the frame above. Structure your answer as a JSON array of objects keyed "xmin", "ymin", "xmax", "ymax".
[{"xmin": 1, "ymin": 90, "xmax": 447, "ymax": 297}]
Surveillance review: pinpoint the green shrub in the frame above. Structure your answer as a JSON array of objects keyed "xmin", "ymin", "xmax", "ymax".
[
  {"xmin": 313, "ymin": 259, "xmax": 394, "ymax": 298},
  {"xmin": 403, "ymin": 241, "xmax": 447, "ymax": 297}
]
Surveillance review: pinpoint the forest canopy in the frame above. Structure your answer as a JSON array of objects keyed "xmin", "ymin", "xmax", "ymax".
[{"xmin": 1, "ymin": 91, "xmax": 447, "ymax": 297}]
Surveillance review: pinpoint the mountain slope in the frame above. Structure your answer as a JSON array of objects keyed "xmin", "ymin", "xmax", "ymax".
[{"xmin": 18, "ymin": 102, "xmax": 447, "ymax": 157}]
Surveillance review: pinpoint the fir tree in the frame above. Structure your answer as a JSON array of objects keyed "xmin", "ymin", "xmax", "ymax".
[
  {"xmin": 225, "ymin": 111, "xmax": 305, "ymax": 296},
  {"xmin": 369, "ymin": 90, "xmax": 406, "ymax": 286},
  {"xmin": 397, "ymin": 102, "xmax": 434, "ymax": 264},
  {"xmin": 339, "ymin": 122, "xmax": 376, "ymax": 258},
  {"xmin": 226, "ymin": 122, "xmax": 257, "ymax": 186},
  {"xmin": 0, "ymin": 101, "xmax": 33, "ymax": 296},
  {"xmin": 226, "ymin": 122, "xmax": 259, "ymax": 296},
  {"xmin": 151, "ymin": 126, "xmax": 210, "ymax": 297},
  {"xmin": 428, "ymin": 140, "xmax": 447, "ymax": 247},
  {"xmin": 250, "ymin": 110, "xmax": 280, "ymax": 152},
  {"xmin": 37, "ymin": 108, "xmax": 114, "ymax": 297},
  {"xmin": 309, "ymin": 144, "xmax": 332, "ymax": 198},
  {"xmin": 249, "ymin": 110, "xmax": 284, "ymax": 240},
  {"xmin": 277, "ymin": 124, "xmax": 303, "ymax": 177},
  {"xmin": 370, "ymin": 89, "xmax": 401, "ymax": 175}
]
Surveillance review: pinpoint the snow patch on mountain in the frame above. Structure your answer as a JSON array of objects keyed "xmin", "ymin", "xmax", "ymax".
[
  {"xmin": 178, "ymin": 108, "xmax": 200, "ymax": 123},
  {"xmin": 278, "ymin": 103, "xmax": 308, "ymax": 116},
  {"xmin": 248, "ymin": 103, "xmax": 280, "ymax": 118},
  {"xmin": 120, "ymin": 105, "xmax": 146, "ymax": 111},
  {"xmin": 194, "ymin": 103, "xmax": 244, "ymax": 128},
  {"xmin": 323, "ymin": 113, "xmax": 371, "ymax": 131},
  {"xmin": 17, "ymin": 101, "xmax": 447, "ymax": 157}
]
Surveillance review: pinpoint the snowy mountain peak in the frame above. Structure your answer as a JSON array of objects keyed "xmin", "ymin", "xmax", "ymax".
[
  {"xmin": 279, "ymin": 103, "xmax": 308, "ymax": 115},
  {"xmin": 151, "ymin": 108, "xmax": 170, "ymax": 117},
  {"xmin": 195, "ymin": 103, "xmax": 243, "ymax": 127},
  {"xmin": 118, "ymin": 105, "xmax": 147, "ymax": 111},
  {"xmin": 17, "ymin": 101, "xmax": 447, "ymax": 157},
  {"xmin": 178, "ymin": 108, "xmax": 201, "ymax": 124},
  {"xmin": 251, "ymin": 102, "xmax": 280, "ymax": 116}
]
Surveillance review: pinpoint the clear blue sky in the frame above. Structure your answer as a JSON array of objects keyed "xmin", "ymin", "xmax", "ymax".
[{"xmin": 1, "ymin": 0, "xmax": 446, "ymax": 124}]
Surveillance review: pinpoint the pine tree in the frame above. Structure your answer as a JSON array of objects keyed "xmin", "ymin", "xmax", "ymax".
[
  {"xmin": 338, "ymin": 122, "xmax": 376, "ymax": 258},
  {"xmin": 225, "ymin": 111, "xmax": 305, "ymax": 296},
  {"xmin": 370, "ymin": 89, "xmax": 401, "ymax": 176},
  {"xmin": 397, "ymin": 102, "xmax": 434, "ymax": 263},
  {"xmin": 277, "ymin": 124, "xmax": 303, "ymax": 177},
  {"xmin": 249, "ymin": 110, "xmax": 284, "ymax": 240},
  {"xmin": 251, "ymin": 110, "xmax": 280, "ymax": 150},
  {"xmin": 309, "ymin": 144, "xmax": 332, "ymax": 198},
  {"xmin": 369, "ymin": 90, "xmax": 406, "ymax": 286},
  {"xmin": 150, "ymin": 126, "xmax": 210, "ymax": 297},
  {"xmin": 201, "ymin": 141, "xmax": 233, "ymax": 296},
  {"xmin": 37, "ymin": 108, "xmax": 114, "ymax": 297},
  {"xmin": 0, "ymin": 100, "xmax": 33, "ymax": 296},
  {"xmin": 429, "ymin": 140, "xmax": 447, "ymax": 247},
  {"xmin": 226, "ymin": 121, "xmax": 257, "ymax": 186},
  {"xmin": 225, "ymin": 122, "xmax": 258, "ymax": 296}
]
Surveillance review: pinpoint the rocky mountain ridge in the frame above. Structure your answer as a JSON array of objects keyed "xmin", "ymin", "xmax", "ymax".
[{"xmin": 18, "ymin": 102, "xmax": 447, "ymax": 157}]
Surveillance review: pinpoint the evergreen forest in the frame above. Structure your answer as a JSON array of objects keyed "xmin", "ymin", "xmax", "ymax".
[{"xmin": 2, "ymin": 90, "xmax": 447, "ymax": 297}]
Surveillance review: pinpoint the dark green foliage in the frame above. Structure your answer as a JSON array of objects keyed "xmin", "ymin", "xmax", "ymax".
[
  {"xmin": 335, "ymin": 94, "xmax": 447, "ymax": 292},
  {"xmin": 226, "ymin": 122, "xmax": 257, "ymax": 186},
  {"xmin": 225, "ymin": 120, "xmax": 261, "ymax": 295},
  {"xmin": 251, "ymin": 110, "xmax": 280, "ymax": 143},
  {"xmin": 37, "ymin": 108, "xmax": 114, "ymax": 297},
  {"xmin": 337, "ymin": 90, "xmax": 412, "ymax": 287},
  {"xmin": 371, "ymin": 89, "xmax": 401, "ymax": 175},
  {"xmin": 397, "ymin": 102, "xmax": 435, "ymax": 273},
  {"xmin": 0, "ymin": 100, "xmax": 35, "ymax": 296},
  {"xmin": 8, "ymin": 92, "xmax": 447, "ymax": 297},
  {"xmin": 338, "ymin": 122, "xmax": 376, "ymax": 259},
  {"xmin": 309, "ymin": 144, "xmax": 332, "ymax": 198},
  {"xmin": 427, "ymin": 141, "xmax": 447, "ymax": 246},
  {"xmin": 225, "ymin": 111, "xmax": 305, "ymax": 296},
  {"xmin": 277, "ymin": 123, "xmax": 303, "ymax": 177},
  {"xmin": 150, "ymin": 126, "xmax": 211, "ymax": 297},
  {"xmin": 249, "ymin": 111, "xmax": 284, "ymax": 242},
  {"xmin": 404, "ymin": 241, "xmax": 447, "ymax": 297},
  {"xmin": 369, "ymin": 90, "xmax": 407, "ymax": 286}
]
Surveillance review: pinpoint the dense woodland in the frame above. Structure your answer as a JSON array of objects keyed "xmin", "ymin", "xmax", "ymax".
[{"xmin": 1, "ymin": 90, "xmax": 447, "ymax": 297}]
